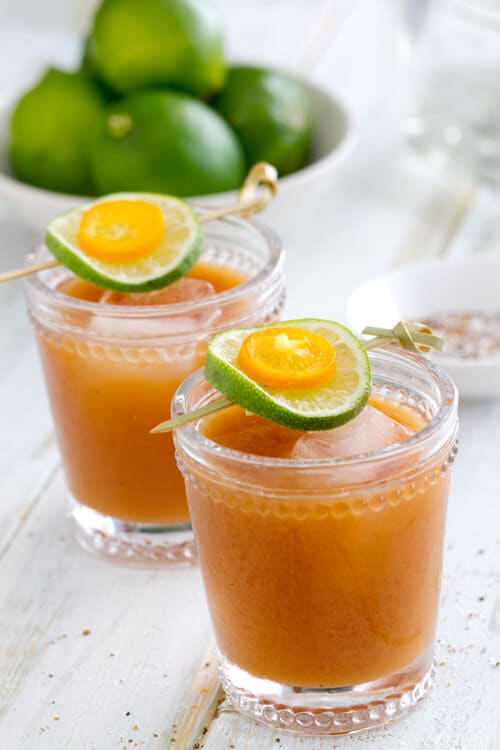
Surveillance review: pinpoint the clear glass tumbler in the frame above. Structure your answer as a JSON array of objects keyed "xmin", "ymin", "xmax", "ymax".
[
  {"xmin": 173, "ymin": 349, "xmax": 458, "ymax": 734},
  {"xmin": 402, "ymin": 0, "xmax": 500, "ymax": 184},
  {"xmin": 25, "ymin": 214, "xmax": 285, "ymax": 565}
]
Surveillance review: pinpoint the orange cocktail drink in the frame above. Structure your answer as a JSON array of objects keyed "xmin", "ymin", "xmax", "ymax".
[
  {"xmin": 173, "ymin": 349, "xmax": 458, "ymax": 733},
  {"xmin": 25, "ymin": 215, "xmax": 285, "ymax": 564}
]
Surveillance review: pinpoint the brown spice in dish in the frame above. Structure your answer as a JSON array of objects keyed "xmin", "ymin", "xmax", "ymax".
[{"xmin": 423, "ymin": 311, "xmax": 500, "ymax": 360}]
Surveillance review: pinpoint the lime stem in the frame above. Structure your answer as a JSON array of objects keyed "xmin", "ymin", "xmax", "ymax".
[{"xmin": 150, "ymin": 397, "xmax": 233, "ymax": 434}]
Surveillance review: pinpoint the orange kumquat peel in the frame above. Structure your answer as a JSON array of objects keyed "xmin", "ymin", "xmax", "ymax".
[
  {"xmin": 78, "ymin": 199, "xmax": 165, "ymax": 261},
  {"xmin": 237, "ymin": 326, "xmax": 337, "ymax": 389}
]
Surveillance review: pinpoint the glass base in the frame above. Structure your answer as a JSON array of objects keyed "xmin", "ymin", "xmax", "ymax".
[
  {"xmin": 219, "ymin": 651, "xmax": 435, "ymax": 735},
  {"xmin": 70, "ymin": 497, "xmax": 197, "ymax": 567}
]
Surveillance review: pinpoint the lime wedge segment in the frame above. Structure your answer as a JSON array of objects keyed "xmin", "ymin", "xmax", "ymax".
[
  {"xmin": 45, "ymin": 192, "xmax": 202, "ymax": 291},
  {"xmin": 205, "ymin": 319, "xmax": 371, "ymax": 431}
]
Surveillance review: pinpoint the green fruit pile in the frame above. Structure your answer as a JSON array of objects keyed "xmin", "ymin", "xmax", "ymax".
[{"xmin": 9, "ymin": 0, "xmax": 313, "ymax": 198}]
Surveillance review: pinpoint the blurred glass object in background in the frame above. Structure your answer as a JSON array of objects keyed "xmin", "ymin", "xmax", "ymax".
[{"xmin": 402, "ymin": 0, "xmax": 500, "ymax": 185}]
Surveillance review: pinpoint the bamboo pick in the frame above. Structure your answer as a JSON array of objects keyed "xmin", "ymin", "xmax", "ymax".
[
  {"xmin": 165, "ymin": 638, "xmax": 223, "ymax": 750},
  {"xmin": 0, "ymin": 257, "xmax": 59, "ymax": 283},
  {"xmin": 0, "ymin": 162, "xmax": 278, "ymax": 285},
  {"xmin": 150, "ymin": 397, "xmax": 232, "ymax": 434},
  {"xmin": 150, "ymin": 321, "xmax": 446, "ymax": 434},
  {"xmin": 362, "ymin": 321, "xmax": 446, "ymax": 353}
]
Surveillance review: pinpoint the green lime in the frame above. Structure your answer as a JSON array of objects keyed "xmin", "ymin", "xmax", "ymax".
[
  {"xmin": 89, "ymin": 90, "xmax": 245, "ymax": 196},
  {"xmin": 205, "ymin": 319, "xmax": 371, "ymax": 431},
  {"xmin": 9, "ymin": 68, "xmax": 105, "ymax": 195},
  {"xmin": 46, "ymin": 193, "xmax": 203, "ymax": 291},
  {"xmin": 212, "ymin": 65, "xmax": 313, "ymax": 177},
  {"xmin": 80, "ymin": 36, "xmax": 97, "ymax": 78},
  {"xmin": 79, "ymin": 36, "xmax": 116, "ymax": 102},
  {"xmin": 89, "ymin": 0, "xmax": 226, "ymax": 97}
]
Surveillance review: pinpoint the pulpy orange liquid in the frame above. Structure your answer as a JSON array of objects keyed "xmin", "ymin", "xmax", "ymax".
[
  {"xmin": 26, "ymin": 217, "xmax": 285, "ymax": 563},
  {"xmin": 191, "ymin": 399, "xmax": 449, "ymax": 687},
  {"xmin": 34, "ymin": 262, "xmax": 246, "ymax": 525}
]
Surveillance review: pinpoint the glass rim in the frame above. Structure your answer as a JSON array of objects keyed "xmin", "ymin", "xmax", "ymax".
[
  {"xmin": 24, "ymin": 212, "xmax": 284, "ymax": 319},
  {"xmin": 173, "ymin": 348, "xmax": 459, "ymax": 470}
]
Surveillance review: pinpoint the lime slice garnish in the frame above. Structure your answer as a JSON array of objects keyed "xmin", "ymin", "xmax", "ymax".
[
  {"xmin": 205, "ymin": 319, "xmax": 371, "ymax": 431},
  {"xmin": 45, "ymin": 192, "xmax": 203, "ymax": 291}
]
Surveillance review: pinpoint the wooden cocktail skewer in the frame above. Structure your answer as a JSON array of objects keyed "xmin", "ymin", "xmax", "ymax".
[
  {"xmin": 0, "ymin": 162, "xmax": 279, "ymax": 284},
  {"xmin": 150, "ymin": 396, "xmax": 234, "ymax": 434},
  {"xmin": 150, "ymin": 322, "xmax": 446, "ymax": 434},
  {"xmin": 362, "ymin": 321, "xmax": 445, "ymax": 353},
  {"xmin": 0, "ymin": 256, "xmax": 59, "ymax": 282}
]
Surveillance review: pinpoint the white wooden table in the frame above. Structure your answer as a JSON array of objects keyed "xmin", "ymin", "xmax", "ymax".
[{"xmin": 1, "ymin": 2, "xmax": 499, "ymax": 748}]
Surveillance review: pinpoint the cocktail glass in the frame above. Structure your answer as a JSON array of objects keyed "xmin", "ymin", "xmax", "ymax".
[
  {"xmin": 25, "ymin": 213, "xmax": 285, "ymax": 565},
  {"xmin": 173, "ymin": 348, "xmax": 458, "ymax": 733}
]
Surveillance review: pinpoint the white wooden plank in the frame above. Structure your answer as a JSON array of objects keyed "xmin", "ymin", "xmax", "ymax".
[
  {"xmin": 0, "ymin": 471, "xmax": 212, "ymax": 749},
  {"xmin": 212, "ymin": 0, "xmax": 327, "ymax": 70},
  {"xmin": 313, "ymin": 0, "xmax": 400, "ymax": 114},
  {"xmin": 0, "ymin": 219, "xmax": 59, "ymax": 553}
]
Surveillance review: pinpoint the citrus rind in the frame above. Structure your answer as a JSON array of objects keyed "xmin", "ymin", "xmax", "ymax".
[
  {"xmin": 205, "ymin": 319, "xmax": 371, "ymax": 431},
  {"xmin": 45, "ymin": 192, "xmax": 203, "ymax": 291}
]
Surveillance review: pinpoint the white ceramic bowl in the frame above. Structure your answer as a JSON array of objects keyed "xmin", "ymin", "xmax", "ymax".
[
  {"xmin": 0, "ymin": 74, "xmax": 352, "ymax": 237},
  {"xmin": 346, "ymin": 256, "xmax": 500, "ymax": 399}
]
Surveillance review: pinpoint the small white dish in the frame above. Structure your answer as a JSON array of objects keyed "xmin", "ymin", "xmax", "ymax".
[
  {"xmin": 0, "ymin": 73, "xmax": 353, "ymax": 236},
  {"xmin": 346, "ymin": 256, "xmax": 500, "ymax": 399}
]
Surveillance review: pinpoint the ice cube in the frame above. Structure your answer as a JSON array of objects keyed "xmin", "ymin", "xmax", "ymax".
[
  {"xmin": 292, "ymin": 404, "xmax": 412, "ymax": 484},
  {"xmin": 292, "ymin": 405, "xmax": 410, "ymax": 460},
  {"xmin": 100, "ymin": 277, "xmax": 216, "ymax": 306},
  {"xmin": 88, "ymin": 278, "xmax": 221, "ymax": 338},
  {"xmin": 204, "ymin": 410, "xmax": 301, "ymax": 458}
]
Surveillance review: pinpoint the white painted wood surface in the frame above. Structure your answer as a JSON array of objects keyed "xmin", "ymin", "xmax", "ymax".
[{"xmin": 1, "ymin": 2, "xmax": 499, "ymax": 748}]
